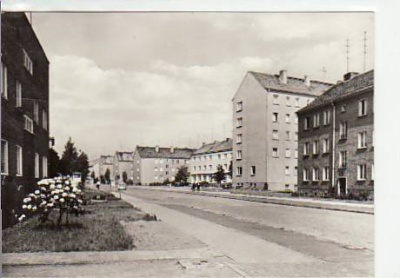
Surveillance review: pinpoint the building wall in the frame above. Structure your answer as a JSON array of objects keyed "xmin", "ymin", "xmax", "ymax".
[
  {"xmin": 190, "ymin": 150, "xmax": 232, "ymax": 184},
  {"xmin": 140, "ymin": 157, "xmax": 190, "ymax": 185},
  {"xmin": 232, "ymin": 73, "xmax": 268, "ymax": 188},
  {"xmin": 1, "ymin": 13, "xmax": 50, "ymax": 228},
  {"xmin": 114, "ymin": 160, "xmax": 134, "ymax": 181},
  {"xmin": 132, "ymin": 152, "xmax": 141, "ymax": 184}
]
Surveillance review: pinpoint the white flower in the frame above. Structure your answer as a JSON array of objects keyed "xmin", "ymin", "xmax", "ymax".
[
  {"xmin": 29, "ymin": 193, "xmax": 35, "ymax": 197},
  {"xmin": 60, "ymin": 198, "xmax": 65, "ymax": 203},
  {"xmin": 54, "ymin": 195, "xmax": 59, "ymax": 200},
  {"xmin": 65, "ymin": 181, "xmax": 70, "ymax": 185},
  {"xmin": 65, "ymin": 186, "xmax": 70, "ymax": 191},
  {"xmin": 69, "ymin": 193, "xmax": 76, "ymax": 199},
  {"xmin": 35, "ymin": 190, "xmax": 40, "ymax": 195},
  {"xmin": 32, "ymin": 206, "xmax": 37, "ymax": 211},
  {"xmin": 56, "ymin": 184, "xmax": 62, "ymax": 189},
  {"xmin": 41, "ymin": 194, "xmax": 46, "ymax": 198},
  {"xmin": 22, "ymin": 204, "xmax": 27, "ymax": 209},
  {"xmin": 78, "ymin": 199, "xmax": 83, "ymax": 204},
  {"xmin": 47, "ymin": 203, "xmax": 54, "ymax": 207},
  {"xmin": 50, "ymin": 184, "xmax": 55, "ymax": 190},
  {"xmin": 62, "ymin": 192, "xmax": 68, "ymax": 198},
  {"xmin": 27, "ymin": 205, "xmax": 32, "ymax": 210},
  {"xmin": 18, "ymin": 214, "xmax": 26, "ymax": 221}
]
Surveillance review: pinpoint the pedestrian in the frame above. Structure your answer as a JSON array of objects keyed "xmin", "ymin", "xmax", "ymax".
[
  {"xmin": 96, "ymin": 181, "xmax": 100, "ymax": 190},
  {"xmin": 197, "ymin": 183, "xmax": 201, "ymax": 191},
  {"xmin": 191, "ymin": 183, "xmax": 196, "ymax": 192}
]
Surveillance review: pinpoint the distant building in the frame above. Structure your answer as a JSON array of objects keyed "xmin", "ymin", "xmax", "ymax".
[
  {"xmin": 99, "ymin": 155, "xmax": 114, "ymax": 179},
  {"xmin": 190, "ymin": 138, "xmax": 232, "ymax": 184},
  {"xmin": 114, "ymin": 151, "xmax": 133, "ymax": 183},
  {"xmin": 88, "ymin": 158, "xmax": 100, "ymax": 179},
  {"xmin": 1, "ymin": 12, "xmax": 50, "ymax": 227},
  {"xmin": 232, "ymin": 70, "xmax": 332, "ymax": 191},
  {"xmin": 297, "ymin": 70, "xmax": 374, "ymax": 198},
  {"xmin": 132, "ymin": 146, "xmax": 194, "ymax": 185}
]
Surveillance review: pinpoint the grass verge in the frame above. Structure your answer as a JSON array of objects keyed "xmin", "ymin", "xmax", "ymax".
[{"xmin": 2, "ymin": 189, "xmax": 152, "ymax": 253}]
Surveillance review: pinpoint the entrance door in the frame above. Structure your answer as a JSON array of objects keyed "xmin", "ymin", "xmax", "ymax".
[{"xmin": 338, "ymin": 177, "xmax": 347, "ymax": 196}]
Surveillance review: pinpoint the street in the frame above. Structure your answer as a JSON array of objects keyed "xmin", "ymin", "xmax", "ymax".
[{"xmin": 122, "ymin": 186, "xmax": 374, "ymax": 277}]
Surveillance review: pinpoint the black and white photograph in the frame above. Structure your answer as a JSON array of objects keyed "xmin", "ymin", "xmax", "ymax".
[{"xmin": 1, "ymin": 1, "xmax": 399, "ymax": 277}]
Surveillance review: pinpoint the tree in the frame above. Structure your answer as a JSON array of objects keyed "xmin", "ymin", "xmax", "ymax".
[
  {"xmin": 174, "ymin": 166, "xmax": 190, "ymax": 185},
  {"xmin": 60, "ymin": 138, "xmax": 79, "ymax": 175},
  {"xmin": 122, "ymin": 171, "xmax": 128, "ymax": 183},
  {"xmin": 228, "ymin": 161, "xmax": 232, "ymax": 179},
  {"xmin": 213, "ymin": 164, "xmax": 226, "ymax": 186},
  {"xmin": 91, "ymin": 171, "xmax": 96, "ymax": 179},
  {"xmin": 48, "ymin": 148, "xmax": 61, "ymax": 178},
  {"xmin": 76, "ymin": 151, "xmax": 89, "ymax": 182},
  {"xmin": 104, "ymin": 168, "xmax": 111, "ymax": 184}
]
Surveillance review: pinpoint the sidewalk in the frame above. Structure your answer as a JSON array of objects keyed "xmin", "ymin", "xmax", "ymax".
[{"xmin": 135, "ymin": 186, "xmax": 374, "ymax": 214}]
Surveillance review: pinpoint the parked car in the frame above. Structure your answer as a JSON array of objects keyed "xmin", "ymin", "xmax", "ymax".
[{"xmin": 118, "ymin": 183, "xmax": 127, "ymax": 191}]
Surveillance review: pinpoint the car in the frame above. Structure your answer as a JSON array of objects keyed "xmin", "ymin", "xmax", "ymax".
[{"xmin": 118, "ymin": 183, "xmax": 127, "ymax": 191}]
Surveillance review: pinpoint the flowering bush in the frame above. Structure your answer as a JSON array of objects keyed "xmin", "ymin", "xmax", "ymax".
[{"xmin": 20, "ymin": 177, "xmax": 84, "ymax": 227}]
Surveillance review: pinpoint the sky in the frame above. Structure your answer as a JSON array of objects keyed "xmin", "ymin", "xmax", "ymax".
[{"xmin": 17, "ymin": 12, "xmax": 373, "ymax": 160}]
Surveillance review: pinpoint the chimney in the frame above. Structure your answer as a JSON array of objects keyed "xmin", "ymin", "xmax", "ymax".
[
  {"xmin": 279, "ymin": 70, "xmax": 287, "ymax": 84},
  {"xmin": 343, "ymin": 72, "xmax": 359, "ymax": 81},
  {"xmin": 304, "ymin": 75, "xmax": 310, "ymax": 87},
  {"xmin": 170, "ymin": 146, "xmax": 174, "ymax": 153},
  {"xmin": 155, "ymin": 145, "xmax": 159, "ymax": 152}
]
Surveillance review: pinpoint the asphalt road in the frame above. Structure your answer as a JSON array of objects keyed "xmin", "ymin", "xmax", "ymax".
[{"xmin": 125, "ymin": 186, "xmax": 374, "ymax": 277}]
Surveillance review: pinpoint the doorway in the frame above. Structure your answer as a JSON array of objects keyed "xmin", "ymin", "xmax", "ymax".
[{"xmin": 338, "ymin": 177, "xmax": 347, "ymax": 196}]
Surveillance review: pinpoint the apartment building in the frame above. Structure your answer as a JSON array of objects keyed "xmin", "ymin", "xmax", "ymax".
[
  {"xmin": 132, "ymin": 146, "xmax": 194, "ymax": 185},
  {"xmin": 114, "ymin": 151, "xmax": 134, "ymax": 182},
  {"xmin": 232, "ymin": 70, "xmax": 332, "ymax": 191},
  {"xmin": 297, "ymin": 70, "xmax": 374, "ymax": 198},
  {"xmin": 99, "ymin": 155, "xmax": 114, "ymax": 179},
  {"xmin": 190, "ymin": 138, "xmax": 232, "ymax": 184},
  {"xmin": 1, "ymin": 13, "xmax": 50, "ymax": 227}
]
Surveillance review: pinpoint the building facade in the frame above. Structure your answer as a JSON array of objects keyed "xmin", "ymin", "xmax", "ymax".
[
  {"xmin": 232, "ymin": 70, "xmax": 332, "ymax": 191},
  {"xmin": 132, "ymin": 146, "xmax": 194, "ymax": 185},
  {"xmin": 99, "ymin": 155, "xmax": 114, "ymax": 180},
  {"xmin": 297, "ymin": 70, "xmax": 374, "ymax": 198},
  {"xmin": 113, "ymin": 151, "xmax": 134, "ymax": 183},
  {"xmin": 1, "ymin": 13, "xmax": 50, "ymax": 227},
  {"xmin": 190, "ymin": 138, "xmax": 232, "ymax": 184}
]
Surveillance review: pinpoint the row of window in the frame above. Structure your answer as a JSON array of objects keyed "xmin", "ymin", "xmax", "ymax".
[
  {"xmin": 236, "ymin": 113, "xmax": 299, "ymax": 128},
  {"xmin": 272, "ymin": 130, "xmax": 298, "ymax": 141},
  {"xmin": 303, "ymin": 138, "xmax": 330, "ymax": 156},
  {"xmin": 236, "ymin": 165, "xmax": 298, "ymax": 177},
  {"xmin": 303, "ymin": 164, "xmax": 374, "ymax": 181},
  {"xmin": 271, "ymin": 148, "xmax": 299, "ymax": 159},
  {"xmin": 153, "ymin": 159, "xmax": 189, "ymax": 164},
  {"xmin": 1, "ymin": 139, "xmax": 47, "ymax": 178},
  {"xmin": 192, "ymin": 153, "xmax": 231, "ymax": 162},
  {"xmin": 273, "ymin": 94, "xmax": 312, "ymax": 107},
  {"xmin": 192, "ymin": 164, "xmax": 229, "ymax": 172}
]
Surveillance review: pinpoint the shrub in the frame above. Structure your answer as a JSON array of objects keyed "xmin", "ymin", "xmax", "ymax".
[{"xmin": 19, "ymin": 177, "xmax": 84, "ymax": 227}]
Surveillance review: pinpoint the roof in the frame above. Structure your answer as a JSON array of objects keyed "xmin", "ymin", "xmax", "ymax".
[
  {"xmin": 194, "ymin": 139, "xmax": 233, "ymax": 155},
  {"xmin": 297, "ymin": 70, "xmax": 374, "ymax": 113},
  {"xmin": 115, "ymin": 152, "xmax": 133, "ymax": 162},
  {"xmin": 249, "ymin": 71, "xmax": 333, "ymax": 97},
  {"xmin": 100, "ymin": 155, "xmax": 114, "ymax": 164},
  {"xmin": 136, "ymin": 146, "xmax": 195, "ymax": 159}
]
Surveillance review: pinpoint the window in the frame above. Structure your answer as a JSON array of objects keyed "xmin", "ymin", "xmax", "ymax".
[
  {"xmin": 285, "ymin": 166, "xmax": 290, "ymax": 176},
  {"xmin": 23, "ymin": 49, "xmax": 33, "ymax": 74},
  {"xmin": 272, "ymin": 148, "xmax": 278, "ymax": 157},
  {"xmin": 236, "ymin": 134, "xmax": 242, "ymax": 144},
  {"xmin": 358, "ymin": 99, "xmax": 368, "ymax": 116},
  {"xmin": 209, "ymin": 165, "xmax": 212, "ymax": 171},
  {"xmin": 272, "ymin": 113, "xmax": 278, "ymax": 123},
  {"xmin": 236, "ymin": 117, "xmax": 243, "ymax": 128},
  {"xmin": 286, "ymin": 96, "xmax": 291, "ymax": 106},
  {"xmin": 341, "ymin": 105, "xmax": 346, "ymax": 113},
  {"xmin": 236, "ymin": 101, "xmax": 243, "ymax": 112},
  {"xmin": 339, "ymin": 122, "xmax": 348, "ymax": 139},
  {"xmin": 357, "ymin": 164, "xmax": 367, "ymax": 180},
  {"xmin": 285, "ymin": 148, "xmax": 291, "ymax": 158},
  {"xmin": 294, "ymin": 132, "xmax": 298, "ymax": 141},
  {"xmin": 24, "ymin": 115, "xmax": 34, "ymax": 133},
  {"xmin": 371, "ymin": 164, "xmax": 374, "ymax": 181},
  {"xmin": 322, "ymin": 167, "xmax": 329, "ymax": 181},
  {"xmin": 313, "ymin": 114, "xmax": 320, "ymax": 128},
  {"xmin": 1, "ymin": 63, "xmax": 7, "ymax": 98},
  {"xmin": 236, "ymin": 150, "xmax": 242, "ymax": 160},
  {"xmin": 285, "ymin": 131, "xmax": 290, "ymax": 140},
  {"xmin": 250, "ymin": 166, "xmax": 256, "ymax": 176},
  {"xmin": 312, "ymin": 140, "xmax": 319, "ymax": 155},
  {"xmin": 295, "ymin": 98, "xmax": 300, "ymax": 107},
  {"xmin": 294, "ymin": 166, "xmax": 298, "ymax": 176},
  {"xmin": 322, "ymin": 138, "xmax": 330, "ymax": 153},
  {"xmin": 304, "ymin": 117, "xmax": 311, "ymax": 130},
  {"xmin": 236, "ymin": 167, "xmax": 242, "ymax": 176},
  {"xmin": 273, "ymin": 94, "xmax": 279, "ymax": 105},
  {"xmin": 294, "ymin": 149, "xmax": 298, "ymax": 158},
  {"xmin": 286, "ymin": 114, "xmax": 290, "ymax": 123},
  {"xmin": 339, "ymin": 151, "xmax": 347, "ymax": 168},
  {"xmin": 16, "ymin": 145, "xmax": 23, "ymax": 176},
  {"xmin": 16, "ymin": 80, "xmax": 22, "ymax": 107},
  {"xmin": 272, "ymin": 130, "xmax": 279, "ymax": 140},
  {"xmin": 35, "ymin": 153, "xmax": 40, "ymax": 178},
  {"xmin": 303, "ymin": 142, "xmax": 310, "ymax": 156},
  {"xmin": 358, "ymin": 131, "xmax": 367, "ymax": 148},
  {"xmin": 312, "ymin": 167, "xmax": 319, "ymax": 181},
  {"xmin": 323, "ymin": 110, "xmax": 331, "ymax": 125},
  {"xmin": 1, "ymin": 139, "xmax": 8, "ymax": 174},
  {"xmin": 303, "ymin": 168, "xmax": 310, "ymax": 181},
  {"xmin": 42, "ymin": 110, "xmax": 48, "ymax": 130},
  {"xmin": 34, "ymin": 102, "xmax": 39, "ymax": 123}
]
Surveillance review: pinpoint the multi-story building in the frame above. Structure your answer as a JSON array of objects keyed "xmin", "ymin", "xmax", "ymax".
[
  {"xmin": 1, "ymin": 12, "xmax": 50, "ymax": 227},
  {"xmin": 232, "ymin": 70, "xmax": 332, "ymax": 191},
  {"xmin": 297, "ymin": 70, "xmax": 374, "ymax": 198},
  {"xmin": 114, "ymin": 151, "xmax": 134, "ymax": 183},
  {"xmin": 190, "ymin": 138, "xmax": 232, "ymax": 184},
  {"xmin": 99, "ymin": 155, "xmax": 114, "ymax": 179},
  {"xmin": 132, "ymin": 146, "xmax": 194, "ymax": 185}
]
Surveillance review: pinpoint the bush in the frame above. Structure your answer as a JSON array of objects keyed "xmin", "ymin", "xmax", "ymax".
[{"xmin": 19, "ymin": 177, "xmax": 84, "ymax": 227}]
